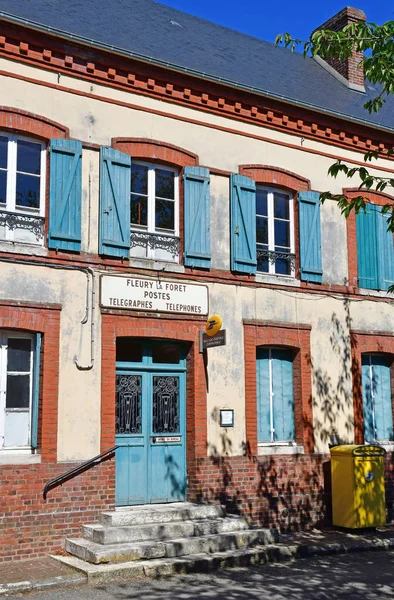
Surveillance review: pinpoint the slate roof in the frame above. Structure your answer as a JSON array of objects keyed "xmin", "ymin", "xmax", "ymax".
[{"xmin": 1, "ymin": 0, "xmax": 393, "ymax": 132}]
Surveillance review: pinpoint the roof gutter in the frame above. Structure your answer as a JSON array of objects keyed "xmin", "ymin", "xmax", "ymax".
[{"xmin": 1, "ymin": 11, "xmax": 393, "ymax": 136}]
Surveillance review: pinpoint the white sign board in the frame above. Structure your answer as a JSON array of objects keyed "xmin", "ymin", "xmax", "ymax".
[{"xmin": 101, "ymin": 275, "xmax": 208, "ymax": 316}]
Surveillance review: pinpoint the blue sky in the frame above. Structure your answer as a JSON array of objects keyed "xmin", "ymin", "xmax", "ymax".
[{"xmin": 158, "ymin": 1, "xmax": 393, "ymax": 46}]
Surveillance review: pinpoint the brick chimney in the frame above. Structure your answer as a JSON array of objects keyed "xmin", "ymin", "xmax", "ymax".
[{"xmin": 313, "ymin": 7, "xmax": 366, "ymax": 91}]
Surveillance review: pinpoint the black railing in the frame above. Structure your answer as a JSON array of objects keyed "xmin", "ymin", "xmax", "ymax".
[{"xmin": 43, "ymin": 445, "xmax": 119, "ymax": 500}]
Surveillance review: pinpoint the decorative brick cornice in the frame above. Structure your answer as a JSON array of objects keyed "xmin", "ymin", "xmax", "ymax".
[
  {"xmin": 1, "ymin": 23, "xmax": 394, "ymax": 159},
  {"xmin": 239, "ymin": 165, "xmax": 310, "ymax": 191},
  {"xmin": 112, "ymin": 138, "xmax": 198, "ymax": 167},
  {"xmin": 0, "ymin": 106, "xmax": 69, "ymax": 139}
]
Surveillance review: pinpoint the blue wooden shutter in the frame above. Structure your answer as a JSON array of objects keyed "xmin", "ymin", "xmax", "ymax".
[
  {"xmin": 48, "ymin": 139, "xmax": 82, "ymax": 251},
  {"xmin": 257, "ymin": 349, "xmax": 271, "ymax": 442},
  {"xmin": 298, "ymin": 191, "xmax": 323, "ymax": 283},
  {"xmin": 183, "ymin": 166, "xmax": 211, "ymax": 268},
  {"xmin": 99, "ymin": 147, "xmax": 131, "ymax": 258},
  {"xmin": 31, "ymin": 333, "xmax": 41, "ymax": 449},
  {"xmin": 271, "ymin": 350, "xmax": 295, "ymax": 441},
  {"xmin": 376, "ymin": 207, "xmax": 394, "ymax": 291},
  {"xmin": 356, "ymin": 205, "xmax": 379, "ymax": 289},
  {"xmin": 362, "ymin": 356, "xmax": 375, "ymax": 441},
  {"xmin": 230, "ymin": 174, "xmax": 256, "ymax": 273},
  {"xmin": 371, "ymin": 355, "xmax": 393, "ymax": 440}
]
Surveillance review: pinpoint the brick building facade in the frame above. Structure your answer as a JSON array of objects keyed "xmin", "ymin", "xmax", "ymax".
[{"xmin": 0, "ymin": 1, "xmax": 394, "ymax": 559}]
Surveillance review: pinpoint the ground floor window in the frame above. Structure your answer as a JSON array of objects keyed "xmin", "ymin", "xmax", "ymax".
[
  {"xmin": 362, "ymin": 354, "xmax": 393, "ymax": 442},
  {"xmin": 0, "ymin": 331, "xmax": 40, "ymax": 451},
  {"xmin": 257, "ymin": 347, "xmax": 295, "ymax": 443}
]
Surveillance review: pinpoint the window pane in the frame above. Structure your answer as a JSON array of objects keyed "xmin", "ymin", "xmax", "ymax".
[
  {"xmin": 274, "ymin": 220, "xmax": 290, "ymax": 247},
  {"xmin": 17, "ymin": 140, "xmax": 41, "ymax": 175},
  {"xmin": 257, "ymin": 255, "xmax": 269, "ymax": 273},
  {"xmin": 156, "ymin": 169, "xmax": 175, "ymax": 199},
  {"xmin": 256, "ymin": 190, "xmax": 268, "ymax": 216},
  {"xmin": 274, "ymin": 193, "xmax": 290, "ymax": 219},
  {"xmin": 116, "ymin": 339, "xmax": 143, "ymax": 362},
  {"xmin": 155, "ymin": 199, "xmax": 175, "ymax": 231},
  {"xmin": 152, "ymin": 342, "xmax": 180, "ymax": 364},
  {"xmin": 131, "ymin": 164, "xmax": 148, "ymax": 195},
  {"xmin": 7, "ymin": 338, "xmax": 31, "ymax": 372},
  {"xmin": 275, "ymin": 256, "xmax": 291, "ymax": 276},
  {"xmin": 0, "ymin": 170, "xmax": 6, "ymax": 204},
  {"xmin": 0, "ymin": 136, "xmax": 7, "ymax": 169},
  {"xmin": 6, "ymin": 374, "xmax": 30, "ymax": 408},
  {"xmin": 256, "ymin": 216, "xmax": 268, "ymax": 244},
  {"xmin": 131, "ymin": 194, "xmax": 148, "ymax": 227},
  {"xmin": 16, "ymin": 174, "xmax": 40, "ymax": 209}
]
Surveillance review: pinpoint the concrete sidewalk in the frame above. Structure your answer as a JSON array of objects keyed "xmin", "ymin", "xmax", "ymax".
[{"xmin": 2, "ymin": 525, "xmax": 394, "ymax": 596}]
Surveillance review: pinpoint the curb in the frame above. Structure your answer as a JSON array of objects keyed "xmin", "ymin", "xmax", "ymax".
[
  {"xmin": 3, "ymin": 539, "xmax": 394, "ymax": 594},
  {"xmin": 0, "ymin": 573, "xmax": 86, "ymax": 596}
]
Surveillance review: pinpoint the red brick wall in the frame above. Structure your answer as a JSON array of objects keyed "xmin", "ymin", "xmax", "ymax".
[
  {"xmin": 188, "ymin": 451, "xmax": 394, "ymax": 530},
  {"xmin": 0, "ymin": 460, "xmax": 115, "ymax": 562}
]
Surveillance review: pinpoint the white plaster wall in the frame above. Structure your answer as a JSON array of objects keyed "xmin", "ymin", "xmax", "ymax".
[
  {"xmin": 1, "ymin": 57, "xmax": 394, "ymax": 458},
  {"xmin": 0, "ymin": 262, "xmax": 101, "ymax": 461},
  {"xmin": 210, "ymin": 175, "xmax": 230, "ymax": 271}
]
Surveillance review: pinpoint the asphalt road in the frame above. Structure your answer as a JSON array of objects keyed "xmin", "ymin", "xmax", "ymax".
[{"xmin": 24, "ymin": 551, "xmax": 394, "ymax": 600}]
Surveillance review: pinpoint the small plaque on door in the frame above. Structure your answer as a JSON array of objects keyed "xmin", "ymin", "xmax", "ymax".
[{"xmin": 152, "ymin": 436, "xmax": 181, "ymax": 443}]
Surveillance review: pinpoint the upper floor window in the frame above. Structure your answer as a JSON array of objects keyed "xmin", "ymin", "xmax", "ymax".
[
  {"xmin": 362, "ymin": 354, "xmax": 393, "ymax": 443},
  {"xmin": 0, "ymin": 134, "xmax": 46, "ymax": 245},
  {"xmin": 130, "ymin": 162, "xmax": 179, "ymax": 262},
  {"xmin": 231, "ymin": 176, "xmax": 322, "ymax": 281},
  {"xmin": 256, "ymin": 187, "xmax": 295, "ymax": 276},
  {"xmin": 356, "ymin": 204, "xmax": 394, "ymax": 291}
]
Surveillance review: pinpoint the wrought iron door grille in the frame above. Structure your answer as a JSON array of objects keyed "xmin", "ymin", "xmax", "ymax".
[
  {"xmin": 116, "ymin": 375, "xmax": 142, "ymax": 434},
  {"xmin": 152, "ymin": 376, "xmax": 180, "ymax": 433}
]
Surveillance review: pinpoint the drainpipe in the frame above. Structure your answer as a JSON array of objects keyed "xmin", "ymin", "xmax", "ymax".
[{"xmin": 0, "ymin": 256, "xmax": 95, "ymax": 371}]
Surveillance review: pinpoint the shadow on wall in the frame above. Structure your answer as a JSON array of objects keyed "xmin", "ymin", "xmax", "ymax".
[{"xmin": 187, "ymin": 297, "xmax": 394, "ymax": 530}]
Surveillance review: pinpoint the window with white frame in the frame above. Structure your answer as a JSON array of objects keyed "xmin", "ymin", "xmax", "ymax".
[
  {"xmin": 0, "ymin": 332, "xmax": 38, "ymax": 452},
  {"xmin": 362, "ymin": 354, "xmax": 394, "ymax": 442},
  {"xmin": 257, "ymin": 348, "xmax": 295, "ymax": 443},
  {"xmin": 0, "ymin": 134, "xmax": 46, "ymax": 245},
  {"xmin": 129, "ymin": 161, "xmax": 179, "ymax": 262},
  {"xmin": 256, "ymin": 187, "xmax": 295, "ymax": 276}
]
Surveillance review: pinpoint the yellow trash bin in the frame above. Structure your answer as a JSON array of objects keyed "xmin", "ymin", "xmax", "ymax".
[{"xmin": 330, "ymin": 445, "xmax": 386, "ymax": 528}]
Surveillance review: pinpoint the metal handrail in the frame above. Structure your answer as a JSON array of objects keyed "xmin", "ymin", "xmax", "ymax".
[{"xmin": 43, "ymin": 445, "xmax": 119, "ymax": 500}]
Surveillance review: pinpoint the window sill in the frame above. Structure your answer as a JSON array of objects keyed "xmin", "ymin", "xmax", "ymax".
[
  {"xmin": 0, "ymin": 240, "xmax": 47, "ymax": 256},
  {"xmin": 255, "ymin": 273, "xmax": 300, "ymax": 287},
  {"xmin": 129, "ymin": 258, "xmax": 185, "ymax": 274},
  {"xmin": 258, "ymin": 443, "xmax": 304, "ymax": 456},
  {"xmin": 358, "ymin": 288, "xmax": 394, "ymax": 298},
  {"xmin": 0, "ymin": 451, "xmax": 41, "ymax": 465},
  {"xmin": 368, "ymin": 442, "xmax": 394, "ymax": 452}
]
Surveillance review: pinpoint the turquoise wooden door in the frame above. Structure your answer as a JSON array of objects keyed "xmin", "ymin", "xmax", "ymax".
[{"xmin": 115, "ymin": 340, "xmax": 186, "ymax": 505}]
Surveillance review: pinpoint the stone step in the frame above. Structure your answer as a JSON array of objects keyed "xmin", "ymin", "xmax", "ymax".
[
  {"xmin": 100, "ymin": 503, "xmax": 225, "ymax": 527},
  {"xmin": 66, "ymin": 528, "xmax": 278, "ymax": 564},
  {"xmin": 82, "ymin": 515, "xmax": 250, "ymax": 545},
  {"xmin": 56, "ymin": 543, "xmax": 297, "ymax": 584}
]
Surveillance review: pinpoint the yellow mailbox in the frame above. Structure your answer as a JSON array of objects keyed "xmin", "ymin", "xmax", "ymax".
[{"xmin": 330, "ymin": 445, "xmax": 386, "ymax": 529}]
